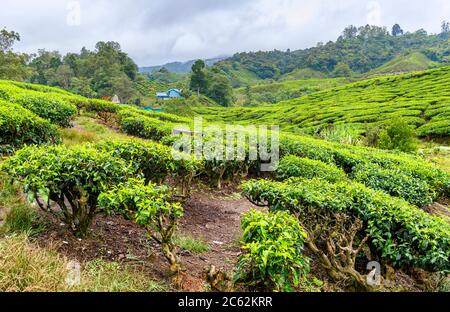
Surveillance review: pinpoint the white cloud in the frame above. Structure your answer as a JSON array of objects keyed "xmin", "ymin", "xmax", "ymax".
[{"xmin": 0, "ymin": 0, "xmax": 448, "ymax": 65}]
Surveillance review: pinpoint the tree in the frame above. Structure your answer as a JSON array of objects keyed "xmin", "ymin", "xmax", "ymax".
[
  {"xmin": 189, "ymin": 60, "xmax": 208, "ymax": 94},
  {"xmin": 342, "ymin": 25, "xmax": 358, "ymax": 39},
  {"xmin": 206, "ymin": 72, "xmax": 233, "ymax": 107},
  {"xmin": 377, "ymin": 119, "xmax": 418, "ymax": 153},
  {"xmin": 0, "ymin": 29, "xmax": 30, "ymax": 80},
  {"xmin": 112, "ymin": 75, "xmax": 136, "ymax": 104},
  {"xmin": 440, "ymin": 21, "xmax": 450, "ymax": 39},
  {"xmin": 392, "ymin": 24, "xmax": 404, "ymax": 36},
  {"xmin": 0, "ymin": 29, "xmax": 20, "ymax": 52},
  {"xmin": 332, "ymin": 62, "xmax": 353, "ymax": 77},
  {"xmin": 53, "ymin": 65, "xmax": 73, "ymax": 89}
]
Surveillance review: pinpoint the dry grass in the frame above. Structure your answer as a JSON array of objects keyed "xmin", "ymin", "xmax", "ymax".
[
  {"xmin": 61, "ymin": 115, "xmax": 135, "ymax": 146},
  {"xmin": 0, "ymin": 235, "xmax": 69, "ymax": 292},
  {"xmin": 0, "ymin": 235, "xmax": 168, "ymax": 292}
]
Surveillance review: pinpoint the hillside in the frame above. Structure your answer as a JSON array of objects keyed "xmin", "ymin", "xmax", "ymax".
[
  {"xmin": 193, "ymin": 66, "xmax": 450, "ymax": 137},
  {"xmin": 234, "ymin": 77, "xmax": 353, "ymax": 106},
  {"xmin": 367, "ymin": 52, "xmax": 439, "ymax": 76},
  {"xmin": 215, "ymin": 25, "xmax": 450, "ymax": 87}
]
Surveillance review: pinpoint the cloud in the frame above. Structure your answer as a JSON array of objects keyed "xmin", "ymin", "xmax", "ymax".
[{"xmin": 1, "ymin": 0, "xmax": 449, "ymax": 66}]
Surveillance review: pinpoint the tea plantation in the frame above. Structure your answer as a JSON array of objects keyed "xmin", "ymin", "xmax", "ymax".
[
  {"xmin": 193, "ymin": 66, "xmax": 450, "ymax": 138},
  {"xmin": 0, "ymin": 73, "xmax": 449, "ymax": 292}
]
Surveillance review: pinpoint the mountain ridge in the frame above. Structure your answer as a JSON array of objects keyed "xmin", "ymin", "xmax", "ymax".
[{"xmin": 139, "ymin": 56, "xmax": 229, "ymax": 74}]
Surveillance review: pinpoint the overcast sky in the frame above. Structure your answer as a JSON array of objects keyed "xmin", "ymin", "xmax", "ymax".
[{"xmin": 1, "ymin": 0, "xmax": 450, "ymax": 66}]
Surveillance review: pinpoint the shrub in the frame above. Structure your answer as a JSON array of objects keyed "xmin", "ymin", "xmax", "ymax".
[
  {"xmin": 0, "ymin": 100, "xmax": 59, "ymax": 155},
  {"xmin": 95, "ymin": 140, "xmax": 202, "ymax": 196},
  {"xmin": 2, "ymin": 145, "xmax": 131, "ymax": 237},
  {"xmin": 98, "ymin": 179, "xmax": 184, "ymax": 272},
  {"xmin": 351, "ymin": 163, "xmax": 436, "ymax": 207},
  {"xmin": 118, "ymin": 110, "xmax": 174, "ymax": 141},
  {"xmin": 95, "ymin": 140, "xmax": 173, "ymax": 184},
  {"xmin": 276, "ymin": 155, "xmax": 347, "ymax": 182},
  {"xmin": 279, "ymin": 133, "xmax": 450, "ymax": 198},
  {"xmin": 242, "ymin": 178, "xmax": 450, "ymax": 272},
  {"xmin": 377, "ymin": 119, "xmax": 418, "ymax": 153},
  {"xmin": 0, "ymin": 83, "xmax": 77, "ymax": 127},
  {"xmin": 235, "ymin": 209, "xmax": 310, "ymax": 292}
]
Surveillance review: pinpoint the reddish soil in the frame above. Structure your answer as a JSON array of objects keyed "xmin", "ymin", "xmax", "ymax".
[{"xmin": 33, "ymin": 184, "xmax": 254, "ymax": 291}]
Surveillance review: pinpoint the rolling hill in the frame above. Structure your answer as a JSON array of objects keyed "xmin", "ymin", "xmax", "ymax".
[
  {"xmin": 193, "ymin": 66, "xmax": 450, "ymax": 138},
  {"xmin": 214, "ymin": 25, "xmax": 450, "ymax": 87},
  {"xmin": 233, "ymin": 77, "xmax": 354, "ymax": 106},
  {"xmin": 367, "ymin": 52, "xmax": 439, "ymax": 76}
]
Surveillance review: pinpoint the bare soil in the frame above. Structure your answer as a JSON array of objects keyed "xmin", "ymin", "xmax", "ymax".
[{"xmin": 33, "ymin": 184, "xmax": 254, "ymax": 291}]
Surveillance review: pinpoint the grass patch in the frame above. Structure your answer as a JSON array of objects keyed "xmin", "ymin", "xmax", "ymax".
[
  {"xmin": 175, "ymin": 234, "xmax": 210, "ymax": 254},
  {"xmin": 78, "ymin": 259, "xmax": 169, "ymax": 292},
  {"xmin": 0, "ymin": 235, "xmax": 168, "ymax": 292},
  {"xmin": 60, "ymin": 115, "xmax": 134, "ymax": 146},
  {"xmin": 0, "ymin": 175, "xmax": 43, "ymax": 236}
]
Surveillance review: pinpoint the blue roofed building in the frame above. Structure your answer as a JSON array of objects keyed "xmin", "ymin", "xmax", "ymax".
[{"xmin": 156, "ymin": 89, "xmax": 183, "ymax": 100}]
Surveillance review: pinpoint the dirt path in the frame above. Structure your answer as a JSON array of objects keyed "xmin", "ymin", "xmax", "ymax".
[
  {"xmin": 179, "ymin": 189, "xmax": 254, "ymax": 276},
  {"xmin": 33, "ymin": 186, "xmax": 254, "ymax": 291}
]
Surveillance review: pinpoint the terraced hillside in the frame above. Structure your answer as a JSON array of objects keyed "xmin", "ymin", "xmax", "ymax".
[
  {"xmin": 367, "ymin": 52, "xmax": 439, "ymax": 76},
  {"xmin": 234, "ymin": 77, "xmax": 353, "ymax": 106},
  {"xmin": 194, "ymin": 66, "xmax": 450, "ymax": 137}
]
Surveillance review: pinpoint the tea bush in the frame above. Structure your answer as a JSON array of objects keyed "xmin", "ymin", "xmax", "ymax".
[
  {"xmin": 2, "ymin": 145, "xmax": 131, "ymax": 237},
  {"xmin": 0, "ymin": 100, "xmax": 59, "ymax": 155},
  {"xmin": 242, "ymin": 178, "xmax": 450, "ymax": 272},
  {"xmin": 279, "ymin": 134, "xmax": 450, "ymax": 197},
  {"xmin": 377, "ymin": 119, "xmax": 418, "ymax": 153},
  {"xmin": 193, "ymin": 66, "xmax": 450, "ymax": 138},
  {"xmin": 235, "ymin": 209, "xmax": 310, "ymax": 292},
  {"xmin": 98, "ymin": 179, "xmax": 184, "ymax": 272},
  {"xmin": 351, "ymin": 163, "xmax": 436, "ymax": 207},
  {"xmin": 0, "ymin": 81, "xmax": 77, "ymax": 127},
  {"xmin": 94, "ymin": 140, "xmax": 203, "ymax": 196},
  {"xmin": 118, "ymin": 110, "xmax": 175, "ymax": 142},
  {"xmin": 276, "ymin": 155, "xmax": 347, "ymax": 182}
]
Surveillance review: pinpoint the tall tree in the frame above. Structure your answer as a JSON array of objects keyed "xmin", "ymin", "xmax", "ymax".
[
  {"xmin": 342, "ymin": 25, "xmax": 358, "ymax": 39},
  {"xmin": 440, "ymin": 21, "xmax": 450, "ymax": 39},
  {"xmin": 206, "ymin": 71, "xmax": 233, "ymax": 107},
  {"xmin": 189, "ymin": 60, "xmax": 208, "ymax": 94},
  {"xmin": 392, "ymin": 24, "xmax": 404, "ymax": 36},
  {"xmin": 0, "ymin": 29, "xmax": 30, "ymax": 80}
]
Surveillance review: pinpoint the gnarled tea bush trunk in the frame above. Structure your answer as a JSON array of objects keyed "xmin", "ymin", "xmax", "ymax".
[{"xmin": 2, "ymin": 145, "xmax": 131, "ymax": 237}]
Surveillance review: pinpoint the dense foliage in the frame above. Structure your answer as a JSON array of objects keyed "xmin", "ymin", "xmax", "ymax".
[
  {"xmin": 242, "ymin": 178, "xmax": 450, "ymax": 272},
  {"xmin": 194, "ymin": 66, "xmax": 450, "ymax": 138},
  {"xmin": 216, "ymin": 25, "xmax": 450, "ymax": 84},
  {"xmin": 189, "ymin": 60, "xmax": 234, "ymax": 107},
  {"xmin": 0, "ymin": 80, "xmax": 77, "ymax": 127},
  {"xmin": 98, "ymin": 179, "xmax": 184, "ymax": 272},
  {"xmin": 94, "ymin": 140, "xmax": 202, "ymax": 196},
  {"xmin": 278, "ymin": 134, "xmax": 450, "ymax": 199},
  {"xmin": 2, "ymin": 145, "xmax": 131, "ymax": 237},
  {"xmin": 0, "ymin": 29, "xmax": 30, "ymax": 81},
  {"xmin": 235, "ymin": 209, "xmax": 310, "ymax": 292},
  {"xmin": 28, "ymin": 42, "xmax": 140, "ymax": 103},
  {"xmin": 0, "ymin": 100, "xmax": 59, "ymax": 155},
  {"xmin": 276, "ymin": 155, "xmax": 347, "ymax": 183}
]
